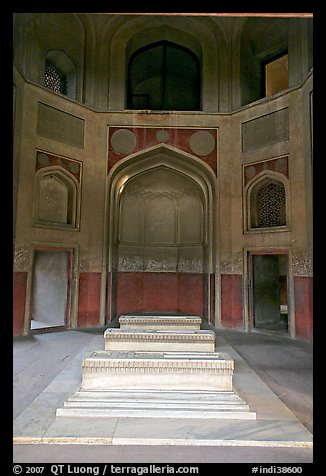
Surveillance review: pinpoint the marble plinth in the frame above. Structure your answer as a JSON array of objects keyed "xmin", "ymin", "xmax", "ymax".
[
  {"xmin": 80, "ymin": 350, "xmax": 234, "ymax": 392},
  {"xmin": 104, "ymin": 328, "xmax": 216, "ymax": 352},
  {"xmin": 56, "ymin": 314, "xmax": 256, "ymax": 420},
  {"xmin": 119, "ymin": 315, "xmax": 202, "ymax": 330}
]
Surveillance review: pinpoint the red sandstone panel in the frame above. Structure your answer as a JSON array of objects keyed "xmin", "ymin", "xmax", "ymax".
[
  {"xmin": 209, "ymin": 273, "xmax": 215, "ymax": 323},
  {"xmin": 294, "ymin": 276, "xmax": 313, "ymax": 340},
  {"xmin": 108, "ymin": 127, "xmax": 217, "ymax": 175},
  {"xmin": 243, "ymin": 156, "xmax": 288, "ymax": 186},
  {"xmin": 13, "ymin": 272, "xmax": 28, "ymax": 336},
  {"xmin": 221, "ymin": 274, "xmax": 243, "ymax": 328},
  {"xmin": 177, "ymin": 273, "xmax": 204, "ymax": 316},
  {"xmin": 106, "ymin": 274, "xmax": 111, "ymax": 319},
  {"xmin": 143, "ymin": 273, "xmax": 178, "ymax": 312},
  {"xmin": 115, "ymin": 272, "xmax": 207, "ymax": 317},
  {"xmin": 116, "ymin": 272, "xmax": 143, "ymax": 315},
  {"xmin": 77, "ymin": 273, "xmax": 101, "ymax": 327}
]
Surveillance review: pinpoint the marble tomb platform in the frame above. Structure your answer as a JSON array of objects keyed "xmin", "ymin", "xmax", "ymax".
[{"xmin": 56, "ymin": 315, "xmax": 256, "ymax": 419}]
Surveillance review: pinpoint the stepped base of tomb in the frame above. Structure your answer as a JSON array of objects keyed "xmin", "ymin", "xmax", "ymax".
[
  {"xmin": 56, "ymin": 315, "xmax": 256, "ymax": 420},
  {"xmin": 56, "ymin": 389, "xmax": 256, "ymax": 419},
  {"xmin": 104, "ymin": 328, "xmax": 216, "ymax": 352}
]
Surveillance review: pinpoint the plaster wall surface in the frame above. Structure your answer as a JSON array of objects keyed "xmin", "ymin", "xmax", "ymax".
[{"xmin": 13, "ymin": 74, "xmax": 312, "ymax": 335}]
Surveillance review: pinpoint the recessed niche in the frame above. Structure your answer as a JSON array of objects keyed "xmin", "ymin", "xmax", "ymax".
[{"xmin": 33, "ymin": 167, "xmax": 80, "ymax": 230}]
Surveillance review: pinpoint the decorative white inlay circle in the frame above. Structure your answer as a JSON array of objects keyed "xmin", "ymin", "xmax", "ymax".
[
  {"xmin": 189, "ymin": 131, "xmax": 215, "ymax": 156},
  {"xmin": 245, "ymin": 166, "xmax": 256, "ymax": 178},
  {"xmin": 156, "ymin": 129, "xmax": 169, "ymax": 142},
  {"xmin": 111, "ymin": 129, "xmax": 137, "ymax": 155},
  {"xmin": 38, "ymin": 153, "xmax": 50, "ymax": 166},
  {"xmin": 275, "ymin": 157, "xmax": 287, "ymax": 171},
  {"xmin": 68, "ymin": 162, "xmax": 80, "ymax": 174}
]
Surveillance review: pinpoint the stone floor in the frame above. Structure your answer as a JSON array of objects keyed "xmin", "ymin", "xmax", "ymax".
[{"xmin": 13, "ymin": 325, "xmax": 314, "ymax": 463}]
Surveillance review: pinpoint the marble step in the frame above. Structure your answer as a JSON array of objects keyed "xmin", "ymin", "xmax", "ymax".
[
  {"xmin": 104, "ymin": 328, "xmax": 216, "ymax": 352},
  {"xmin": 56, "ymin": 389, "xmax": 256, "ymax": 419},
  {"xmin": 119, "ymin": 315, "xmax": 202, "ymax": 330},
  {"xmin": 81, "ymin": 350, "xmax": 234, "ymax": 392},
  {"xmin": 66, "ymin": 389, "xmax": 245, "ymax": 404}
]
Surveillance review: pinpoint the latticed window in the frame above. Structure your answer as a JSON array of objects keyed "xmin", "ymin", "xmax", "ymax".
[
  {"xmin": 255, "ymin": 181, "xmax": 286, "ymax": 228},
  {"xmin": 44, "ymin": 61, "xmax": 66, "ymax": 95}
]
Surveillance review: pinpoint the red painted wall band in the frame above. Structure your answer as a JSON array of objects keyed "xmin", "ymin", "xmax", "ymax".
[
  {"xmin": 108, "ymin": 127, "xmax": 217, "ymax": 175},
  {"xmin": 115, "ymin": 272, "xmax": 204, "ymax": 317},
  {"xmin": 294, "ymin": 276, "xmax": 313, "ymax": 340},
  {"xmin": 13, "ymin": 272, "xmax": 28, "ymax": 336},
  {"xmin": 77, "ymin": 272, "xmax": 102, "ymax": 327},
  {"xmin": 221, "ymin": 274, "xmax": 243, "ymax": 328}
]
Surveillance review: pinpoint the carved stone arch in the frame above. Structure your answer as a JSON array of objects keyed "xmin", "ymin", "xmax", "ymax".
[
  {"xmin": 105, "ymin": 144, "xmax": 216, "ymax": 322},
  {"xmin": 126, "ymin": 24, "xmax": 203, "ymax": 66},
  {"xmin": 33, "ymin": 166, "xmax": 80, "ymax": 230},
  {"xmin": 244, "ymin": 170, "xmax": 289, "ymax": 232}
]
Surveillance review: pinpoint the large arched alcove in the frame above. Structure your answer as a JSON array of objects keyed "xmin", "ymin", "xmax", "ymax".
[
  {"xmin": 105, "ymin": 144, "xmax": 216, "ymax": 322},
  {"xmin": 106, "ymin": 17, "xmax": 223, "ymax": 111}
]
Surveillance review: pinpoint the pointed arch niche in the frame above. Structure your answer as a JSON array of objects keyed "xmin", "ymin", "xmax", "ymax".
[
  {"xmin": 33, "ymin": 166, "xmax": 80, "ymax": 230},
  {"xmin": 244, "ymin": 170, "xmax": 290, "ymax": 233},
  {"xmin": 105, "ymin": 144, "xmax": 216, "ymax": 322}
]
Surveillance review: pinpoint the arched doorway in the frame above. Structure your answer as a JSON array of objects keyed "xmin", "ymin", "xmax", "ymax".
[
  {"xmin": 127, "ymin": 41, "xmax": 201, "ymax": 110},
  {"xmin": 106, "ymin": 145, "xmax": 216, "ymax": 323}
]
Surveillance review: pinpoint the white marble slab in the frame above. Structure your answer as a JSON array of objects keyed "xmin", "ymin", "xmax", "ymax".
[
  {"xmin": 119, "ymin": 315, "xmax": 202, "ymax": 330},
  {"xmin": 80, "ymin": 350, "xmax": 234, "ymax": 391},
  {"xmin": 104, "ymin": 328, "xmax": 216, "ymax": 351}
]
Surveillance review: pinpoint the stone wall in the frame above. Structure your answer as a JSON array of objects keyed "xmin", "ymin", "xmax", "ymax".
[
  {"xmin": 13, "ymin": 14, "xmax": 313, "ymax": 340},
  {"xmin": 13, "ymin": 72, "xmax": 313, "ymax": 339}
]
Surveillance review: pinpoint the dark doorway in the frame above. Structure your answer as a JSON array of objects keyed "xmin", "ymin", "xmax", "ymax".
[
  {"xmin": 252, "ymin": 254, "xmax": 288, "ymax": 334},
  {"xmin": 30, "ymin": 249, "xmax": 71, "ymax": 331}
]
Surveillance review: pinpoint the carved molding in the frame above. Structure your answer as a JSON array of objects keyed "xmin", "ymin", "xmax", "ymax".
[
  {"xmin": 117, "ymin": 254, "xmax": 204, "ymax": 273},
  {"xmin": 220, "ymin": 252, "xmax": 243, "ymax": 274},
  {"xmin": 126, "ymin": 184, "xmax": 201, "ymax": 201},
  {"xmin": 178, "ymin": 257, "xmax": 204, "ymax": 273},
  {"xmin": 292, "ymin": 248, "xmax": 313, "ymax": 276},
  {"xmin": 83, "ymin": 353, "xmax": 234, "ymax": 374},
  {"xmin": 104, "ymin": 331, "xmax": 215, "ymax": 343},
  {"xmin": 119, "ymin": 316, "xmax": 201, "ymax": 327},
  {"xmin": 14, "ymin": 246, "xmax": 30, "ymax": 270},
  {"xmin": 145, "ymin": 257, "xmax": 176, "ymax": 272},
  {"xmin": 118, "ymin": 255, "xmax": 144, "ymax": 271}
]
